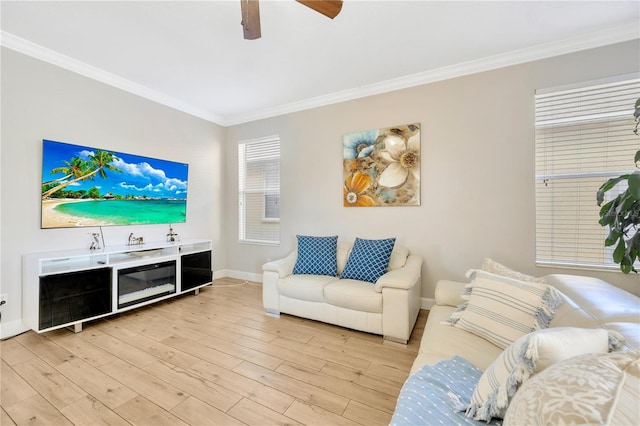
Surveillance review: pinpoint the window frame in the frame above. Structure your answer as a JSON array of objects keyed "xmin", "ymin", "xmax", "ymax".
[
  {"xmin": 534, "ymin": 74, "xmax": 640, "ymax": 272},
  {"xmin": 238, "ymin": 135, "xmax": 281, "ymax": 246}
]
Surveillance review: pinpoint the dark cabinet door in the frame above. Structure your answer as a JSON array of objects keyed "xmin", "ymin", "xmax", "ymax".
[
  {"xmin": 39, "ymin": 267, "xmax": 112, "ymax": 330},
  {"xmin": 181, "ymin": 251, "xmax": 212, "ymax": 291}
]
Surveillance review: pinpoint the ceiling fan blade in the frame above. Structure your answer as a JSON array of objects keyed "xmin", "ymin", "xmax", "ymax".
[
  {"xmin": 241, "ymin": 0, "xmax": 261, "ymax": 40},
  {"xmin": 296, "ymin": 0, "xmax": 343, "ymax": 19}
]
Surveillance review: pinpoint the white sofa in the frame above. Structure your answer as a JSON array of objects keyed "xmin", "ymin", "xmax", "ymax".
[
  {"xmin": 262, "ymin": 240, "xmax": 423, "ymax": 343},
  {"xmin": 393, "ymin": 271, "xmax": 640, "ymax": 424}
]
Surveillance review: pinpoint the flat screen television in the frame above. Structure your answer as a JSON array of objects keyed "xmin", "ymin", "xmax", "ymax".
[{"xmin": 41, "ymin": 139, "xmax": 188, "ymax": 229}]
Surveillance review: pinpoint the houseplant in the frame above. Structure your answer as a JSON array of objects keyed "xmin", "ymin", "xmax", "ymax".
[{"xmin": 596, "ymin": 98, "xmax": 640, "ymax": 273}]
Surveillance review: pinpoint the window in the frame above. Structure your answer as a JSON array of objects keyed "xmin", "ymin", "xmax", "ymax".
[
  {"xmin": 535, "ymin": 76, "xmax": 640, "ymax": 270},
  {"xmin": 238, "ymin": 136, "xmax": 280, "ymax": 245}
]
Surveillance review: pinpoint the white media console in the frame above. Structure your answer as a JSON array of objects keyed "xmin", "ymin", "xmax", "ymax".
[{"xmin": 22, "ymin": 238, "xmax": 212, "ymax": 333}]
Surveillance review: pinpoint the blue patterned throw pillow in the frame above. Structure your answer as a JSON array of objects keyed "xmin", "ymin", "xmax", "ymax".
[
  {"xmin": 293, "ymin": 235, "xmax": 338, "ymax": 276},
  {"xmin": 341, "ymin": 237, "xmax": 396, "ymax": 283}
]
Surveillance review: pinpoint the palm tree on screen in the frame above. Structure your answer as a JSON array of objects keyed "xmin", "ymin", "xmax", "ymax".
[
  {"xmin": 42, "ymin": 156, "xmax": 89, "ymax": 186},
  {"xmin": 42, "ymin": 150, "xmax": 122, "ymax": 199}
]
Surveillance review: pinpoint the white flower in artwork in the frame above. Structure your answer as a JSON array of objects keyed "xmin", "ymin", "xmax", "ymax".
[{"xmin": 378, "ymin": 134, "xmax": 420, "ymax": 188}]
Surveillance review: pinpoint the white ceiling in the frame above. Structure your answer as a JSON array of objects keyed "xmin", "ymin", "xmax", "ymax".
[{"xmin": 1, "ymin": 1, "xmax": 639, "ymax": 126}]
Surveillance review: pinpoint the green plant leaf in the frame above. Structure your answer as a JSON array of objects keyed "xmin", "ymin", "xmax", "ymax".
[
  {"xmin": 613, "ymin": 238, "xmax": 626, "ymax": 263},
  {"xmin": 599, "ymin": 199, "xmax": 618, "ymax": 226},
  {"xmin": 621, "ymin": 257, "xmax": 632, "ymax": 274},
  {"xmin": 605, "ymin": 229, "xmax": 621, "ymax": 246},
  {"xmin": 628, "ymin": 171, "xmax": 640, "ymax": 200},
  {"xmin": 635, "ymin": 150, "xmax": 640, "ymax": 165},
  {"xmin": 597, "ymin": 175, "xmax": 630, "ymax": 206}
]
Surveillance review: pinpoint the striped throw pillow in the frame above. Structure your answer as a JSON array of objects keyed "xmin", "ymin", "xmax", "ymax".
[{"xmin": 445, "ymin": 270, "xmax": 562, "ymax": 350}]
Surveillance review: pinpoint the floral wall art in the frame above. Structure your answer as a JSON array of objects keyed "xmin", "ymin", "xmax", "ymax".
[{"xmin": 343, "ymin": 123, "xmax": 420, "ymax": 207}]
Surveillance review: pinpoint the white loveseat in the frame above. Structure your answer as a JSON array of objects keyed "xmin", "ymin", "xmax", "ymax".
[
  {"xmin": 391, "ymin": 269, "xmax": 640, "ymax": 425},
  {"xmin": 262, "ymin": 239, "xmax": 423, "ymax": 343}
]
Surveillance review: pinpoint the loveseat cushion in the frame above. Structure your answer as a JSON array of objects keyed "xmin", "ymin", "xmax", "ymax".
[
  {"xmin": 341, "ymin": 237, "xmax": 396, "ymax": 283},
  {"xmin": 324, "ymin": 279, "xmax": 383, "ymax": 313},
  {"xmin": 278, "ymin": 275, "xmax": 336, "ymax": 303},
  {"xmin": 388, "ymin": 245, "xmax": 409, "ymax": 270},
  {"xmin": 293, "ymin": 235, "xmax": 338, "ymax": 276},
  {"xmin": 413, "ymin": 305, "xmax": 502, "ymax": 374}
]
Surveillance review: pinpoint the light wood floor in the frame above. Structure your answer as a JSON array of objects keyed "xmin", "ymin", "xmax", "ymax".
[{"xmin": 1, "ymin": 278, "xmax": 427, "ymax": 426}]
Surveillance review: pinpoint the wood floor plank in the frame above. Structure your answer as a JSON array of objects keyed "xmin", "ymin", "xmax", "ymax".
[
  {"xmin": 270, "ymin": 336, "xmax": 371, "ymax": 371},
  {"xmin": 0, "ymin": 280, "xmax": 426, "ymax": 425},
  {"xmin": 199, "ymin": 334, "xmax": 284, "ymax": 370},
  {"xmin": 320, "ymin": 361, "xmax": 403, "ymax": 398},
  {"xmin": 11, "ymin": 358, "xmax": 87, "ymax": 410},
  {"xmin": 95, "ymin": 321, "xmax": 202, "ymax": 370},
  {"xmin": 232, "ymin": 361, "xmax": 349, "ymax": 415},
  {"xmin": 0, "ymin": 337, "xmax": 36, "ymax": 366},
  {"xmin": 1, "ymin": 360, "xmax": 38, "ymax": 407},
  {"xmin": 141, "ymin": 359, "xmax": 243, "ymax": 412},
  {"xmin": 275, "ymin": 361, "xmax": 398, "ymax": 414},
  {"xmin": 3, "ymin": 394, "xmax": 73, "ymax": 426},
  {"xmin": 45, "ymin": 329, "xmax": 120, "ymax": 368},
  {"xmin": 160, "ymin": 335, "xmax": 243, "ymax": 370},
  {"xmin": 226, "ymin": 397, "xmax": 302, "ymax": 426},
  {"xmin": 365, "ymin": 362, "xmax": 411, "ymax": 385},
  {"xmin": 189, "ymin": 359, "xmax": 295, "ymax": 414},
  {"xmin": 59, "ymin": 395, "xmax": 129, "ymax": 426},
  {"xmin": 77, "ymin": 329, "xmax": 158, "ymax": 367},
  {"xmin": 14, "ymin": 332, "xmax": 76, "ymax": 367},
  {"xmin": 114, "ymin": 395, "xmax": 188, "ymax": 426},
  {"xmin": 99, "ymin": 358, "xmax": 189, "ymax": 410},
  {"xmin": 54, "ymin": 358, "xmax": 138, "ymax": 409},
  {"xmin": 284, "ymin": 399, "xmax": 360, "ymax": 426},
  {"xmin": 154, "ymin": 302, "xmax": 278, "ymax": 344},
  {"xmin": 152, "ymin": 307, "xmax": 247, "ymax": 342},
  {"xmin": 235, "ymin": 317, "xmax": 315, "ymax": 344},
  {"xmin": 171, "ymin": 396, "xmax": 246, "ymax": 426},
  {"xmin": 342, "ymin": 400, "xmax": 393, "ymax": 426},
  {"xmin": 1, "ymin": 407, "xmax": 17, "ymax": 426},
  {"xmin": 234, "ymin": 335, "xmax": 327, "ymax": 371}
]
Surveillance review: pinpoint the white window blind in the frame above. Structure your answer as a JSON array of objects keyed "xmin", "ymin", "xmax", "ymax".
[
  {"xmin": 238, "ymin": 136, "xmax": 280, "ymax": 245},
  {"xmin": 535, "ymin": 77, "xmax": 640, "ymax": 270}
]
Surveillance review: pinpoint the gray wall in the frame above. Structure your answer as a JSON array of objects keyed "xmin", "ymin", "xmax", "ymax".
[
  {"xmin": 224, "ymin": 40, "xmax": 640, "ymax": 300},
  {"xmin": 1, "ymin": 48, "xmax": 225, "ymax": 337}
]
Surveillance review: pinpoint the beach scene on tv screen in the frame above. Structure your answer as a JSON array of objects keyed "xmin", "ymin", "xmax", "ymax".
[{"xmin": 41, "ymin": 140, "xmax": 188, "ymax": 229}]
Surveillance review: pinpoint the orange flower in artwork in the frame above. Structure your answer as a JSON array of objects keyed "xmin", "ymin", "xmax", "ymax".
[{"xmin": 344, "ymin": 171, "xmax": 376, "ymax": 207}]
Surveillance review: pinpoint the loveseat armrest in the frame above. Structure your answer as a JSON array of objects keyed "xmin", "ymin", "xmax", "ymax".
[
  {"xmin": 374, "ymin": 255, "xmax": 423, "ymax": 292},
  {"xmin": 434, "ymin": 279, "xmax": 467, "ymax": 307},
  {"xmin": 262, "ymin": 251, "xmax": 297, "ymax": 278}
]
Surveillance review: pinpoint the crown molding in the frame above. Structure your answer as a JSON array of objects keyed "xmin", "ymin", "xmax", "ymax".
[
  {"xmin": 0, "ymin": 31, "xmax": 225, "ymax": 125},
  {"xmin": 224, "ymin": 21, "xmax": 639, "ymax": 126},
  {"xmin": 2, "ymin": 20, "xmax": 639, "ymax": 128}
]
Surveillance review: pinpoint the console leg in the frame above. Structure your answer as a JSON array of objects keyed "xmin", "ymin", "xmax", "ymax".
[
  {"xmin": 66, "ymin": 322, "xmax": 83, "ymax": 333},
  {"xmin": 194, "ymin": 288, "xmax": 200, "ymax": 295}
]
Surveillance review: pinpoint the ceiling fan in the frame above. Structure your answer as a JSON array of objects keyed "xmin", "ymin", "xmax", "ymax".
[{"xmin": 240, "ymin": 0, "xmax": 343, "ymax": 40}]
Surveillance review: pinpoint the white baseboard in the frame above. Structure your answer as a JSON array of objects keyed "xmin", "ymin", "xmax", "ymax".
[
  {"xmin": 0, "ymin": 319, "xmax": 30, "ymax": 340},
  {"xmin": 214, "ymin": 269, "xmax": 262, "ymax": 283},
  {"xmin": 421, "ymin": 297, "xmax": 435, "ymax": 310}
]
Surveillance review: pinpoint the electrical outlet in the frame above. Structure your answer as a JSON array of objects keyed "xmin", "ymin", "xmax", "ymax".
[{"xmin": 0, "ymin": 294, "xmax": 7, "ymax": 304}]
